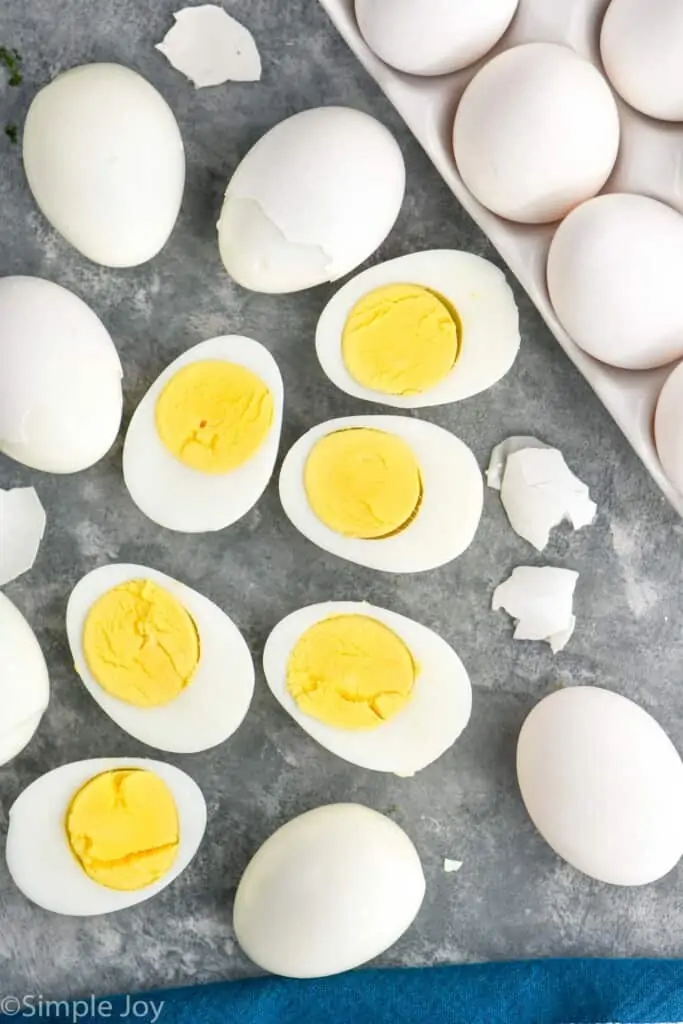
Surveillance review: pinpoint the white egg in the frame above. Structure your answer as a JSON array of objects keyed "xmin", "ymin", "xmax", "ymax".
[
  {"xmin": 355, "ymin": 0, "xmax": 519, "ymax": 76},
  {"xmin": 655, "ymin": 360, "xmax": 683, "ymax": 494},
  {"xmin": 217, "ymin": 107, "xmax": 405, "ymax": 294},
  {"xmin": 0, "ymin": 593, "xmax": 49, "ymax": 766},
  {"xmin": 23, "ymin": 63, "xmax": 185, "ymax": 267},
  {"xmin": 517, "ymin": 687, "xmax": 683, "ymax": 885},
  {"xmin": 0, "ymin": 277, "xmax": 122, "ymax": 473},
  {"xmin": 315, "ymin": 250, "xmax": 520, "ymax": 408},
  {"xmin": 233, "ymin": 803, "xmax": 425, "ymax": 977},
  {"xmin": 66, "ymin": 563, "xmax": 255, "ymax": 753},
  {"xmin": 6, "ymin": 757, "xmax": 206, "ymax": 916},
  {"xmin": 453, "ymin": 43, "xmax": 620, "ymax": 224},
  {"xmin": 278, "ymin": 415, "xmax": 483, "ymax": 573},
  {"xmin": 601, "ymin": 0, "xmax": 683, "ymax": 121},
  {"xmin": 547, "ymin": 194, "xmax": 683, "ymax": 369},
  {"xmin": 263, "ymin": 601, "xmax": 472, "ymax": 776},
  {"xmin": 123, "ymin": 335, "xmax": 283, "ymax": 533}
]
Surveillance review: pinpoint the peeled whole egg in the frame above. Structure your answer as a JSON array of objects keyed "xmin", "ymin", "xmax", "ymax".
[
  {"xmin": 123, "ymin": 335, "xmax": 283, "ymax": 533},
  {"xmin": 355, "ymin": 0, "xmax": 519, "ymax": 76},
  {"xmin": 233, "ymin": 803, "xmax": 425, "ymax": 977},
  {"xmin": 316, "ymin": 250, "xmax": 520, "ymax": 408},
  {"xmin": 547, "ymin": 194, "xmax": 683, "ymax": 369},
  {"xmin": 0, "ymin": 593, "xmax": 49, "ymax": 766},
  {"xmin": 66, "ymin": 563, "xmax": 255, "ymax": 753},
  {"xmin": 0, "ymin": 276, "xmax": 123, "ymax": 472},
  {"xmin": 6, "ymin": 757, "xmax": 206, "ymax": 915},
  {"xmin": 654, "ymin": 360, "xmax": 683, "ymax": 494},
  {"xmin": 517, "ymin": 687, "xmax": 683, "ymax": 885},
  {"xmin": 453, "ymin": 43, "xmax": 620, "ymax": 224},
  {"xmin": 23, "ymin": 63, "xmax": 185, "ymax": 267},
  {"xmin": 263, "ymin": 601, "xmax": 472, "ymax": 776},
  {"xmin": 217, "ymin": 107, "xmax": 405, "ymax": 293}
]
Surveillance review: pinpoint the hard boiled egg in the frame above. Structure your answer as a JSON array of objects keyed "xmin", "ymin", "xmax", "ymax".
[
  {"xmin": 23, "ymin": 64, "xmax": 185, "ymax": 267},
  {"xmin": 0, "ymin": 277, "xmax": 123, "ymax": 473},
  {"xmin": 66, "ymin": 563, "xmax": 254, "ymax": 753},
  {"xmin": 217, "ymin": 107, "xmax": 405, "ymax": 293},
  {"xmin": 316, "ymin": 250, "xmax": 520, "ymax": 407},
  {"xmin": 654, "ymin": 361, "xmax": 683, "ymax": 494},
  {"xmin": 278, "ymin": 415, "xmax": 483, "ymax": 573},
  {"xmin": 6, "ymin": 758, "xmax": 206, "ymax": 915},
  {"xmin": 263, "ymin": 601, "xmax": 472, "ymax": 776},
  {"xmin": 0, "ymin": 593, "xmax": 49, "ymax": 766},
  {"xmin": 123, "ymin": 335, "xmax": 283, "ymax": 533},
  {"xmin": 233, "ymin": 803, "xmax": 425, "ymax": 977}
]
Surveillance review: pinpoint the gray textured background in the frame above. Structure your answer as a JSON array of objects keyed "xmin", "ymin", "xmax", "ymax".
[{"xmin": 1, "ymin": 0, "xmax": 682, "ymax": 1002}]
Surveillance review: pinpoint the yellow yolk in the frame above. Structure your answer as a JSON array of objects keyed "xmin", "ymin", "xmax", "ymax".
[
  {"xmin": 65, "ymin": 769, "xmax": 179, "ymax": 891},
  {"xmin": 286, "ymin": 615, "xmax": 417, "ymax": 729},
  {"xmin": 342, "ymin": 283, "xmax": 460, "ymax": 395},
  {"xmin": 304, "ymin": 428, "xmax": 423, "ymax": 539},
  {"xmin": 155, "ymin": 360, "xmax": 274, "ymax": 474},
  {"xmin": 82, "ymin": 579, "xmax": 200, "ymax": 708}
]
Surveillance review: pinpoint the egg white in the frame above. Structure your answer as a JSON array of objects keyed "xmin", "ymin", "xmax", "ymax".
[
  {"xmin": 263, "ymin": 601, "xmax": 472, "ymax": 776},
  {"xmin": 0, "ymin": 592, "xmax": 49, "ymax": 766},
  {"xmin": 123, "ymin": 335, "xmax": 283, "ymax": 533},
  {"xmin": 278, "ymin": 414, "xmax": 483, "ymax": 573},
  {"xmin": 6, "ymin": 757, "xmax": 206, "ymax": 916},
  {"xmin": 66, "ymin": 563, "xmax": 255, "ymax": 753}
]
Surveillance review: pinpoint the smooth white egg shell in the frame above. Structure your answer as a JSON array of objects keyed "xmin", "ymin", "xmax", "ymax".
[
  {"xmin": 263, "ymin": 601, "xmax": 472, "ymax": 776},
  {"xmin": 233, "ymin": 803, "xmax": 425, "ymax": 978},
  {"xmin": 217, "ymin": 107, "xmax": 405, "ymax": 294},
  {"xmin": 654, "ymin": 361, "xmax": 683, "ymax": 494},
  {"xmin": 123, "ymin": 335, "xmax": 283, "ymax": 533},
  {"xmin": 6, "ymin": 757, "xmax": 206, "ymax": 916},
  {"xmin": 23, "ymin": 64, "xmax": 185, "ymax": 267},
  {"xmin": 547, "ymin": 194, "xmax": 683, "ymax": 370},
  {"xmin": 0, "ymin": 593, "xmax": 49, "ymax": 766},
  {"xmin": 278, "ymin": 415, "xmax": 483, "ymax": 573},
  {"xmin": 316, "ymin": 250, "xmax": 520, "ymax": 408},
  {"xmin": 66, "ymin": 563, "xmax": 255, "ymax": 754}
]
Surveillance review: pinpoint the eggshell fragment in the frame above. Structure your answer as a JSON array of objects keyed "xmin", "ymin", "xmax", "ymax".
[
  {"xmin": 0, "ymin": 487, "xmax": 46, "ymax": 585},
  {"xmin": 156, "ymin": 5, "xmax": 262, "ymax": 87},
  {"xmin": 492, "ymin": 566, "xmax": 578, "ymax": 653},
  {"xmin": 443, "ymin": 858, "xmax": 463, "ymax": 873},
  {"xmin": 486, "ymin": 436, "xmax": 549, "ymax": 490}
]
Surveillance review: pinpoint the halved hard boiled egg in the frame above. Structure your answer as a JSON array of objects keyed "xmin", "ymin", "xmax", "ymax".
[
  {"xmin": 123, "ymin": 335, "xmax": 283, "ymax": 533},
  {"xmin": 66, "ymin": 563, "xmax": 254, "ymax": 753},
  {"xmin": 263, "ymin": 601, "xmax": 472, "ymax": 776},
  {"xmin": 0, "ymin": 593, "xmax": 49, "ymax": 766},
  {"xmin": 6, "ymin": 757, "xmax": 206, "ymax": 916},
  {"xmin": 278, "ymin": 415, "xmax": 483, "ymax": 573},
  {"xmin": 316, "ymin": 251, "xmax": 520, "ymax": 408}
]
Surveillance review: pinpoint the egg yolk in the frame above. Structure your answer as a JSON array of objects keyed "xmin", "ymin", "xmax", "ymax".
[
  {"xmin": 286, "ymin": 615, "xmax": 417, "ymax": 729},
  {"xmin": 82, "ymin": 579, "xmax": 200, "ymax": 708},
  {"xmin": 304, "ymin": 428, "xmax": 423, "ymax": 539},
  {"xmin": 342, "ymin": 283, "xmax": 460, "ymax": 395},
  {"xmin": 65, "ymin": 769, "xmax": 179, "ymax": 891},
  {"xmin": 155, "ymin": 360, "xmax": 274, "ymax": 474}
]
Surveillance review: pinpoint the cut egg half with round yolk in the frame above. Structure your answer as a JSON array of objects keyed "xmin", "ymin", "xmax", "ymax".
[
  {"xmin": 66, "ymin": 563, "xmax": 255, "ymax": 753},
  {"xmin": 123, "ymin": 335, "xmax": 283, "ymax": 533},
  {"xmin": 263, "ymin": 601, "xmax": 472, "ymax": 776},
  {"xmin": 6, "ymin": 757, "xmax": 206, "ymax": 916},
  {"xmin": 278, "ymin": 415, "xmax": 483, "ymax": 573},
  {"xmin": 316, "ymin": 250, "xmax": 520, "ymax": 408}
]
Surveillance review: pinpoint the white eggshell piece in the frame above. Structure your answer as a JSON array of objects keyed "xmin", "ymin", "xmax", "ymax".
[
  {"xmin": 156, "ymin": 5, "xmax": 262, "ymax": 87},
  {"xmin": 23, "ymin": 63, "xmax": 185, "ymax": 267},
  {"xmin": 486, "ymin": 436, "xmax": 549, "ymax": 490},
  {"xmin": 218, "ymin": 107, "xmax": 405, "ymax": 293},
  {"xmin": 655, "ymin": 360, "xmax": 683, "ymax": 495},
  {"xmin": 123, "ymin": 335, "xmax": 283, "ymax": 533},
  {"xmin": 263, "ymin": 601, "xmax": 472, "ymax": 776},
  {"xmin": 0, "ymin": 488, "xmax": 46, "ymax": 585},
  {"xmin": 517, "ymin": 687, "xmax": 683, "ymax": 885},
  {"xmin": 443, "ymin": 858, "xmax": 463, "ymax": 873},
  {"xmin": 492, "ymin": 566, "xmax": 578, "ymax": 652},
  {"xmin": 278, "ymin": 415, "xmax": 483, "ymax": 573},
  {"xmin": 315, "ymin": 250, "xmax": 520, "ymax": 408},
  {"xmin": 6, "ymin": 757, "xmax": 206, "ymax": 916},
  {"xmin": 233, "ymin": 803, "xmax": 425, "ymax": 977},
  {"xmin": 0, "ymin": 592, "xmax": 50, "ymax": 765},
  {"xmin": 66, "ymin": 563, "xmax": 255, "ymax": 753}
]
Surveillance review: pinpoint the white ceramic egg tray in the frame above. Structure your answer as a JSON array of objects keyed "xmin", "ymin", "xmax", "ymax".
[{"xmin": 318, "ymin": 0, "xmax": 683, "ymax": 518}]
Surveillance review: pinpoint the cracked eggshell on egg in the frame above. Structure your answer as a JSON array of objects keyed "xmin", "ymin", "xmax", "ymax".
[
  {"xmin": 0, "ymin": 593, "xmax": 49, "ymax": 766},
  {"xmin": 263, "ymin": 601, "xmax": 472, "ymax": 776},
  {"xmin": 316, "ymin": 250, "xmax": 520, "ymax": 408},
  {"xmin": 156, "ymin": 5, "xmax": 262, "ymax": 86},
  {"xmin": 0, "ymin": 487, "xmax": 46, "ymax": 585},
  {"xmin": 492, "ymin": 565, "xmax": 578, "ymax": 652},
  {"xmin": 6, "ymin": 757, "xmax": 206, "ymax": 915},
  {"xmin": 66, "ymin": 563, "xmax": 255, "ymax": 753},
  {"xmin": 123, "ymin": 335, "xmax": 283, "ymax": 533},
  {"xmin": 278, "ymin": 415, "xmax": 483, "ymax": 573},
  {"xmin": 217, "ymin": 107, "xmax": 405, "ymax": 294}
]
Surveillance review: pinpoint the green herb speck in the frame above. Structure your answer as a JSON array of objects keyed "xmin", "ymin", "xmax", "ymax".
[
  {"xmin": 4, "ymin": 122, "xmax": 18, "ymax": 144},
  {"xmin": 0, "ymin": 47, "xmax": 22, "ymax": 86}
]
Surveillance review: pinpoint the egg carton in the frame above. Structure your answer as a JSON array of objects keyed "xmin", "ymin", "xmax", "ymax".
[{"xmin": 317, "ymin": 0, "xmax": 683, "ymax": 518}]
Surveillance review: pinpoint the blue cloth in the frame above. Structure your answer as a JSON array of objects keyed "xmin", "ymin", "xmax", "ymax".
[{"xmin": 2, "ymin": 960, "xmax": 683, "ymax": 1024}]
